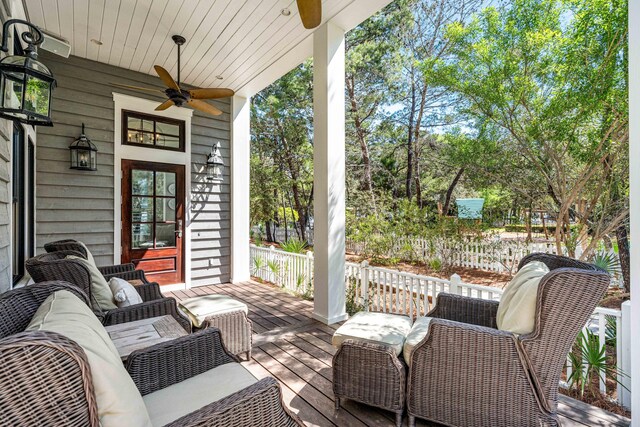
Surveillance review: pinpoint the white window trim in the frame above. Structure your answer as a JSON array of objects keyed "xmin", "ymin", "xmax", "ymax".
[{"xmin": 113, "ymin": 92, "xmax": 193, "ymax": 289}]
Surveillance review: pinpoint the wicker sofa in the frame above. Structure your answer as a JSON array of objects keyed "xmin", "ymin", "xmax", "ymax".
[
  {"xmin": 0, "ymin": 282, "xmax": 303, "ymax": 427},
  {"xmin": 26, "ymin": 250, "xmax": 191, "ymax": 331},
  {"xmin": 44, "ymin": 238, "xmax": 150, "ymax": 283},
  {"xmin": 406, "ymin": 253, "xmax": 610, "ymax": 427}
]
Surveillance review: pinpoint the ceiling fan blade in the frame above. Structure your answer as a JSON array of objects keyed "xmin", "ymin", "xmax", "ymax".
[
  {"xmin": 189, "ymin": 88, "xmax": 235, "ymax": 100},
  {"xmin": 188, "ymin": 99, "xmax": 222, "ymax": 116},
  {"xmin": 154, "ymin": 65, "xmax": 180, "ymax": 90},
  {"xmin": 155, "ymin": 99, "xmax": 175, "ymax": 111},
  {"xmin": 296, "ymin": 0, "xmax": 322, "ymax": 29},
  {"xmin": 110, "ymin": 82, "xmax": 164, "ymax": 94}
]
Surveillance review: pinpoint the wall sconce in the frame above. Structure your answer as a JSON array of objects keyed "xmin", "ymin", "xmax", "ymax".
[
  {"xmin": 69, "ymin": 123, "xmax": 97, "ymax": 171},
  {"xmin": 0, "ymin": 19, "xmax": 56, "ymax": 126},
  {"xmin": 206, "ymin": 142, "xmax": 223, "ymax": 182}
]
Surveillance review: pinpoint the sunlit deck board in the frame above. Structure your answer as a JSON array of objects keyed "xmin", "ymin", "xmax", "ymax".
[{"xmin": 166, "ymin": 280, "xmax": 631, "ymax": 427}]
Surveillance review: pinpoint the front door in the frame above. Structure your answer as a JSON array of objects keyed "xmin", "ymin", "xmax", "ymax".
[{"xmin": 121, "ymin": 160, "xmax": 185, "ymax": 285}]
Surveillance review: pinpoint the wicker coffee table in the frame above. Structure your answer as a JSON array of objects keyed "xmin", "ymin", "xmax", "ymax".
[{"xmin": 105, "ymin": 315, "xmax": 188, "ymax": 360}]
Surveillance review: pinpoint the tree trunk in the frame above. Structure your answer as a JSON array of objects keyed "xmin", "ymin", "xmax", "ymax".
[
  {"xmin": 406, "ymin": 77, "xmax": 416, "ymax": 200},
  {"xmin": 442, "ymin": 168, "xmax": 464, "ymax": 216},
  {"xmin": 616, "ymin": 222, "xmax": 630, "ymax": 291},
  {"xmin": 525, "ymin": 207, "xmax": 533, "ymax": 243},
  {"xmin": 266, "ymin": 221, "xmax": 273, "ymax": 243},
  {"xmin": 346, "ymin": 76, "xmax": 375, "ymax": 195}
]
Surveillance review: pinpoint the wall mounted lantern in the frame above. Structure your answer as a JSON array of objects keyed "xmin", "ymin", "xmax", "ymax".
[
  {"xmin": 206, "ymin": 142, "xmax": 224, "ymax": 182},
  {"xmin": 0, "ymin": 19, "xmax": 56, "ymax": 126},
  {"xmin": 69, "ymin": 123, "xmax": 97, "ymax": 171}
]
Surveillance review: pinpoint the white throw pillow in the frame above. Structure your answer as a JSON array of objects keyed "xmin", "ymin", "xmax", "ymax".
[
  {"xmin": 109, "ymin": 277, "xmax": 144, "ymax": 308},
  {"xmin": 496, "ymin": 261, "xmax": 550, "ymax": 335},
  {"xmin": 27, "ymin": 290, "xmax": 152, "ymax": 427}
]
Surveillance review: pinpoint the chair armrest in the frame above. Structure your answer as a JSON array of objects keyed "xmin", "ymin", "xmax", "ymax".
[
  {"xmin": 126, "ymin": 328, "xmax": 237, "ymax": 395},
  {"xmin": 98, "ymin": 263, "xmax": 135, "ymax": 276},
  {"xmin": 0, "ymin": 330, "xmax": 100, "ymax": 427},
  {"xmin": 132, "ymin": 282, "xmax": 164, "ymax": 301},
  {"xmin": 427, "ymin": 293, "xmax": 499, "ymax": 328},
  {"xmin": 101, "ymin": 268, "xmax": 150, "ymax": 284},
  {"xmin": 102, "ymin": 298, "xmax": 191, "ymax": 332},
  {"xmin": 163, "ymin": 377, "xmax": 304, "ymax": 427}
]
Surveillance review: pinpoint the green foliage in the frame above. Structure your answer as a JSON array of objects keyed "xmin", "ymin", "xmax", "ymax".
[
  {"xmin": 345, "ymin": 277, "xmax": 367, "ymax": 316},
  {"xmin": 567, "ymin": 329, "xmax": 627, "ymax": 398},
  {"xmin": 280, "ymin": 238, "xmax": 308, "ymax": 254},
  {"xmin": 252, "ymin": 256, "xmax": 265, "ymax": 276},
  {"xmin": 428, "ymin": 258, "xmax": 443, "ymax": 272},
  {"xmin": 591, "ymin": 251, "xmax": 622, "ymax": 276}
]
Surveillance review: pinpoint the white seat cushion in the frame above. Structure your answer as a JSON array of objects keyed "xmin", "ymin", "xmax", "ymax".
[
  {"xmin": 179, "ymin": 295, "xmax": 248, "ymax": 328},
  {"xmin": 331, "ymin": 312, "xmax": 412, "ymax": 356},
  {"xmin": 496, "ymin": 261, "xmax": 550, "ymax": 335},
  {"xmin": 27, "ymin": 290, "xmax": 152, "ymax": 427},
  {"xmin": 109, "ymin": 277, "xmax": 144, "ymax": 308},
  {"xmin": 403, "ymin": 316, "xmax": 433, "ymax": 365},
  {"xmin": 143, "ymin": 362, "xmax": 258, "ymax": 427}
]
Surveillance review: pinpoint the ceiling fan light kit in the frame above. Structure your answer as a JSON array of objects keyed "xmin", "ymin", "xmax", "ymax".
[{"xmin": 111, "ymin": 35, "xmax": 234, "ymax": 116}]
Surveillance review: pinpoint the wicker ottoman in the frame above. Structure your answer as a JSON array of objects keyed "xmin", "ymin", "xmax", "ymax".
[
  {"xmin": 332, "ymin": 312, "xmax": 413, "ymax": 427},
  {"xmin": 179, "ymin": 295, "xmax": 253, "ymax": 360}
]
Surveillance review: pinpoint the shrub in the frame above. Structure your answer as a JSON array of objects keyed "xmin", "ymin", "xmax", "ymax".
[{"xmin": 280, "ymin": 237, "xmax": 308, "ymax": 254}]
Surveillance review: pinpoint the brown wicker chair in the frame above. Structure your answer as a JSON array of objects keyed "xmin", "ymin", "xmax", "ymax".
[
  {"xmin": 26, "ymin": 251, "xmax": 191, "ymax": 332},
  {"xmin": 44, "ymin": 238, "xmax": 150, "ymax": 282},
  {"xmin": 406, "ymin": 253, "xmax": 610, "ymax": 427},
  {"xmin": 0, "ymin": 282, "xmax": 303, "ymax": 427}
]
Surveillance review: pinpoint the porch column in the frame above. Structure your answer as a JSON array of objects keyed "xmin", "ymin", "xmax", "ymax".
[
  {"xmin": 230, "ymin": 95, "xmax": 251, "ymax": 283},
  {"xmin": 312, "ymin": 22, "xmax": 348, "ymax": 324},
  {"xmin": 629, "ymin": 0, "xmax": 639, "ymax": 421}
]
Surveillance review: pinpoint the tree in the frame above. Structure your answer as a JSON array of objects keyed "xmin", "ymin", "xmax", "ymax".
[
  {"xmin": 251, "ymin": 62, "xmax": 314, "ymax": 242},
  {"xmin": 345, "ymin": 1, "xmax": 408, "ymax": 213},
  {"xmin": 436, "ymin": 0, "xmax": 628, "ymax": 257}
]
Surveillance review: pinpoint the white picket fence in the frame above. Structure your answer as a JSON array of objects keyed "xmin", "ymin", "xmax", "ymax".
[
  {"xmin": 250, "ymin": 244, "xmax": 630, "ymax": 408},
  {"xmin": 346, "ymin": 236, "xmax": 562, "ymax": 274}
]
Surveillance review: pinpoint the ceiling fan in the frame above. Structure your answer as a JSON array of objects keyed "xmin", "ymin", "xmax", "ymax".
[
  {"xmin": 296, "ymin": 0, "xmax": 322, "ymax": 29},
  {"xmin": 111, "ymin": 35, "xmax": 234, "ymax": 116}
]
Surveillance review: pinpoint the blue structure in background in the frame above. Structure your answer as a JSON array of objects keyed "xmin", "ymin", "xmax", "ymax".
[{"xmin": 456, "ymin": 198, "xmax": 484, "ymax": 220}]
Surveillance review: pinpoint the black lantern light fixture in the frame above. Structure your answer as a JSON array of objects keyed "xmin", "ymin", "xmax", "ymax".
[
  {"xmin": 0, "ymin": 19, "xmax": 56, "ymax": 126},
  {"xmin": 69, "ymin": 123, "xmax": 97, "ymax": 171},
  {"xmin": 206, "ymin": 142, "xmax": 224, "ymax": 182}
]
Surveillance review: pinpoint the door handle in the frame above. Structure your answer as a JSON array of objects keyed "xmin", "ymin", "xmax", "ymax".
[{"xmin": 175, "ymin": 220, "xmax": 183, "ymax": 239}]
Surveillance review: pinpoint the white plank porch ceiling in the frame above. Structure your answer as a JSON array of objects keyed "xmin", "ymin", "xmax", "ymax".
[{"xmin": 24, "ymin": 0, "xmax": 354, "ymax": 92}]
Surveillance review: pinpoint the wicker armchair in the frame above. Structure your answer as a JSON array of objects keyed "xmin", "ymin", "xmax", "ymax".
[
  {"xmin": 406, "ymin": 253, "xmax": 609, "ymax": 427},
  {"xmin": 44, "ymin": 238, "xmax": 150, "ymax": 281},
  {"xmin": 26, "ymin": 251, "xmax": 191, "ymax": 332},
  {"xmin": 0, "ymin": 282, "xmax": 303, "ymax": 427}
]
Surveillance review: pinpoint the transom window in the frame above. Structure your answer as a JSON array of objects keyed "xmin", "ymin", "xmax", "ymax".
[{"xmin": 122, "ymin": 110, "xmax": 185, "ymax": 152}]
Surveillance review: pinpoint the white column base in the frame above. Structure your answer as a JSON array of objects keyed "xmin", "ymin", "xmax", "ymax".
[{"xmin": 312, "ymin": 312, "xmax": 349, "ymax": 325}]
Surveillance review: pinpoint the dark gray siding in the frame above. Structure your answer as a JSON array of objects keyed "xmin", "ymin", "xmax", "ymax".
[
  {"xmin": 0, "ymin": 1, "xmax": 12, "ymax": 292},
  {"xmin": 36, "ymin": 52, "xmax": 230, "ymax": 284},
  {"xmin": 0, "ymin": 119, "xmax": 9, "ymax": 292}
]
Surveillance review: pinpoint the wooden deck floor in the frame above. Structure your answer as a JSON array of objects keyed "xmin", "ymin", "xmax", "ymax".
[{"xmin": 166, "ymin": 281, "xmax": 630, "ymax": 427}]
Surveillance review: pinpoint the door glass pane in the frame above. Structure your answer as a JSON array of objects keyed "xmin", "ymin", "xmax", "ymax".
[
  {"xmin": 155, "ymin": 223, "xmax": 176, "ymax": 247},
  {"xmin": 156, "ymin": 122, "xmax": 179, "ymax": 135},
  {"xmin": 132, "ymin": 223, "xmax": 153, "ymax": 249},
  {"xmin": 132, "ymin": 197, "xmax": 153, "ymax": 222},
  {"xmin": 156, "ymin": 198, "xmax": 176, "ymax": 222},
  {"xmin": 155, "ymin": 134, "xmax": 180, "ymax": 148},
  {"xmin": 156, "ymin": 172, "xmax": 176, "ymax": 196},
  {"xmin": 132, "ymin": 170, "xmax": 153, "ymax": 195}
]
